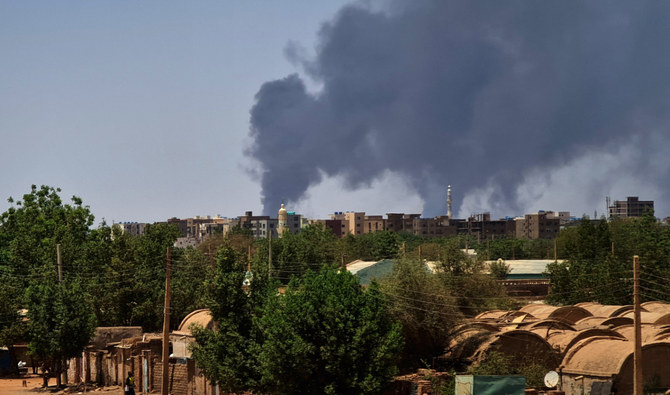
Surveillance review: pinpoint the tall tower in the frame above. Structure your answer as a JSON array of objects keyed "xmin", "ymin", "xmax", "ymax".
[
  {"xmin": 277, "ymin": 203, "xmax": 288, "ymax": 237},
  {"xmin": 447, "ymin": 185, "xmax": 453, "ymax": 219}
]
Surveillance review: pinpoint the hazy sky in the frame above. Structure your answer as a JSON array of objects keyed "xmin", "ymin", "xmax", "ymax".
[{"xmin": 2, "ymin": 1, "xmax": 668, "ymax": 224}]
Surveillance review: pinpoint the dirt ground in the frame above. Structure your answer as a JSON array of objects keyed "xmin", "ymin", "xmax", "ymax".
[{"xmin": 0, "ymin": 375, "xmax": 124, "ymax": 395}]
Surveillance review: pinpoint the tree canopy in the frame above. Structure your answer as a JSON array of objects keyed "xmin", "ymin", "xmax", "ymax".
[{"xmin": 191, "ymin": 248, "xmax": 403, "ymax": 395}]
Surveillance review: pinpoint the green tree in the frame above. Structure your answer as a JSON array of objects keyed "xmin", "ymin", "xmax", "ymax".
[
  {"xmin": 256, "ymin": 266, "xmax": 403, "ymax": 395},
  {"xmin": 26, "ymin": 278, "xmax": 97, "ymax": 387},
  {"xmin": 253, "ymin": 224, "xmax": 338, "ymax": 282},
  {"xmin": 190, "ymin": 246, "xmax": 266, "ymax": 392},
  {"xmin": 0, "ymin": 273, "xmax": 27, "ymax": 374},
  {"xmin": 0, "ymin": 185, "xmax": 94, "ymax": 289},
  {"xmin": 170, "ymin": 247, "xmax": 211, "ymax": 325},
  {"xmin": 370, "ymin": 231, "xmax": 400, "ymax": 260},
  {"xmin": 378, "ymin": 259, "xmax": 462, "ymax": 371}
]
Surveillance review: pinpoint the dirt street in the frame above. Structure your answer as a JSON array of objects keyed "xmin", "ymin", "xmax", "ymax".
[{"xmin": 0, "ymin": 375, "xmax": 124, "ymax": 395}]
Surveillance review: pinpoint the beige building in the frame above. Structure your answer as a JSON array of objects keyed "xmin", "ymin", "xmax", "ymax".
[
  {"xmin": 330, "ymin": 211, "xmax": 365, "ymax": 235},
  {"xmin": 363, "ymin": 215, "xmax": 385, "ymax": 234},
  {"xmin": 515, "ymin": 211, "xmax": 560, "ymax": 239}
]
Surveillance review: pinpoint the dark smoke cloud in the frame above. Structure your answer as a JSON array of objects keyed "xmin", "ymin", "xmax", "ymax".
[{"xmin": 247, "ymin": 1, "xmax": 670, "ymax": 216}]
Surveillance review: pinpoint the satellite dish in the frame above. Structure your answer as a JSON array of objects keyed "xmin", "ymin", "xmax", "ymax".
[{"xmin": 544, "ymin": 370, "xmax": 559, "ymax": 388}]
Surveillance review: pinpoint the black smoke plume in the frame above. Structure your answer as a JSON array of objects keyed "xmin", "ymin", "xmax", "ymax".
[{"xmin": 247, "ymin": 1, "xmax": 670, "ymax": 216}]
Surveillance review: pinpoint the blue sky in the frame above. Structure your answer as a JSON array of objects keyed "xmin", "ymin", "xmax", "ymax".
[
  {"xmin": 2, "ymin": 1, "xmax": 668, "ymax": 223},
  {"xmin": 1, "ymin": 1, "xmax": 372, "ymax": 223}
]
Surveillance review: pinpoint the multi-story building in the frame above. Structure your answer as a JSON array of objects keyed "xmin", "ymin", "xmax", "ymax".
[
  {"xmin": 238, "ymin": 206, "xmax": 303, "ymax": 239},
  {"xmin": 115, "ymin": 222, "xmax": 147, "ymax": 236},
  {"xmin": 167, "ymin": 215, "xmax": 239, "ymax": 242},
  {"xmin": 329, "ymin": 212, "xmax": 365, "ymax": 235},
  {"xmin": 363, "ymin": 215, "xmax": 385, "ymax": 234},
  {"xmin": 412, "ymin": 216, "xmax": 457, "ymax": 238},
  {"xmin": 286, "ymin": 210, "xmax": 303, "ymax": 234},
  {"xmin": 454, "ymin": 213, "xmax": 516, "ymax": 240},
  {"xmin": 238, "ymin": 211, "xmax": 278, "ymax": 239},
  {"xmin": 385, "ymin": 213, "xmax": 421, "ymax": 233},
  {"xmin": 608, "ymin": 196, "xmax": 654, "ymax": 218},
  {"xmin": 515, "ymin": 211, "xmax": 561, "ymax": 239},
  {"xmin": 312, "ymin": 219, "xmax": 347, "ymax": 237}
]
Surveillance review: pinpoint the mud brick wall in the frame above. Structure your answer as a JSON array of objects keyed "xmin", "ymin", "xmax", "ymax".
[{"xmin": 152, "ymin": 359, "xmax": 192, "ymax": 395}]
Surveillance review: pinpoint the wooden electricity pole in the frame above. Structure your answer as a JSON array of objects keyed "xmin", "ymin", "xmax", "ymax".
[
  {"xmin": 161, "ymin": 247, "xmax": 171, "ymax": 395},
  {"xmin": 268, "ymin": 230, "xmax": 273, "ymax": 275},
  {"xmin": 248, "ymin": 244, "xmax": 252, "ymax": 271},
  {"xmin": 56, "ymin": 244, "xmax": 67, "ymax": 385},
  {"xmin": 633, "ymin": 255, "xmax": 642, "ymax": 395},
  {"xmin": 554, "ymin": 239, "xmax": 558, "ymax": 263},
  {"xmin": 57, "ymin": 244, "xmax": 63, "ymax": 283}
]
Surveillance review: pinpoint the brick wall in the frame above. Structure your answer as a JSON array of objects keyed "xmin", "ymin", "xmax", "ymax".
[
  {"xmin": 68, "ymin": 344, "xmax": 215, "ymax": 395},
  {"xmin": 153, "ymin": 359, "xmax": 194, "ymax": 395}
]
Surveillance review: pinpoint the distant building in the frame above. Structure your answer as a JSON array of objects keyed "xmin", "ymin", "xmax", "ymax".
[
  {"xmin": 312, "ymin": 219, "xmax": 347, "ymax": 237},
  {"xmin": 238, "ymin": 208, "xmax": 302, "ymax": 239},
  {"xmin": 412, "ymin": 216, "xmax": 458, "ymax": 238},
  {"xmin": 238, "ymin": 211, "xmax": 277, "ymax": 239},
  {"xmin": 515, "ymin": 211, "xmax": 560, "ymax": 240},
  {"xmin": 385, "ymin": 213, "xmax": 421, "ymax": 233},
  {"xmin": 115, "ymin": 222, "xmax": 147, "ymax": 236},
  {"xmin": 363, "ymin": 215, "xmax": 385, "ymax": 234},
  {"xmin": 286, "ymin": 210, "xmax": 302, "ymax": 234},
  {"xmin": 456, "ymin": 213, "xmax": 516, "ymax": 240},
  {"xmin": 329, "ymin": 212, "xmax": 365, "ymax": 235},
  {"xmin": 608, "ymin": 196, "xmax": 654, "ymax": 218},
  {"xmin": 167, "ymin": 215, "xmax": 238, "ymax": 242}
]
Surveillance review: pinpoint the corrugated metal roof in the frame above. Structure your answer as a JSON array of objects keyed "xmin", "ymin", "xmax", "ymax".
[
  {"xmin": 486, "ymin": 259, "xmax": 565, "ymax": 276},
  {"xmin": 354, "ymin": 259, "xmax": 396, "ymax": 285},
  {"xmin": 346, "ymin": 259, "xmax": 379, "ymax": 275}
]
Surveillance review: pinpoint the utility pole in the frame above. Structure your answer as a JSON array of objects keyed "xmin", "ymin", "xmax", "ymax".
[
  {"xmin": 633, "ymin": 255, "xmax": 642, "ymax": 395},
  {"xmin": 418, "ymin": 245, "xmax": 422, "ymax": 262},
  {"xmin": 161, "ymin": 247, "xmax": 171, "ymax": 395},
  {"xmin": 554, "ymin": 239, "xmax": 558, "ymax": 262},
  {"xmin": 57, "ymin": 244, "xmax": 62, "ymax": 283},
  {"xmin": 56, "ymin": 244, "xmax": 67, "ymax": 385},
  {"xmin": 248, "ymin": 244, "xmax": 252, "ymax": 272},
  {"xmin": 268, "ymin": 231, "xmax": 273, "ymax": 275}
]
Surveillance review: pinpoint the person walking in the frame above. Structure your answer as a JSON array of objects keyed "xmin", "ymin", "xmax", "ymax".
[{"xmin": 124, "ymin": 371, "xmax": 135, "ymax": 395}]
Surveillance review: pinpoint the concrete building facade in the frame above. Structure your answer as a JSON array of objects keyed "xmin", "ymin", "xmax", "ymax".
[
  {"xmin": 515, "ymin": 211, "xmax": 561, "ymax": 240},
  {"xmin": 608, "ymin": 196, "xmax": 654, "ymax": 218}
]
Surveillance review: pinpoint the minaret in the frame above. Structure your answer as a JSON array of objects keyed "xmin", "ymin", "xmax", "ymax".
[
  {"xmin": 277, "ymin": 203, "xmax": 288, "ymax": 237},
  {"xmin": 447, "ymin": 185, "xmax": 453, "ymax": 219}
]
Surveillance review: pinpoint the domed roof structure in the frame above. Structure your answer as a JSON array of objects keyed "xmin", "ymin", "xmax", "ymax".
[
  {"xmin": 560, "ymin": 338, "xmax": 670, "ymax": 394},
  {"xmin": 176, "ymin": 309, "xmax": 214, "ymax": 335}
]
